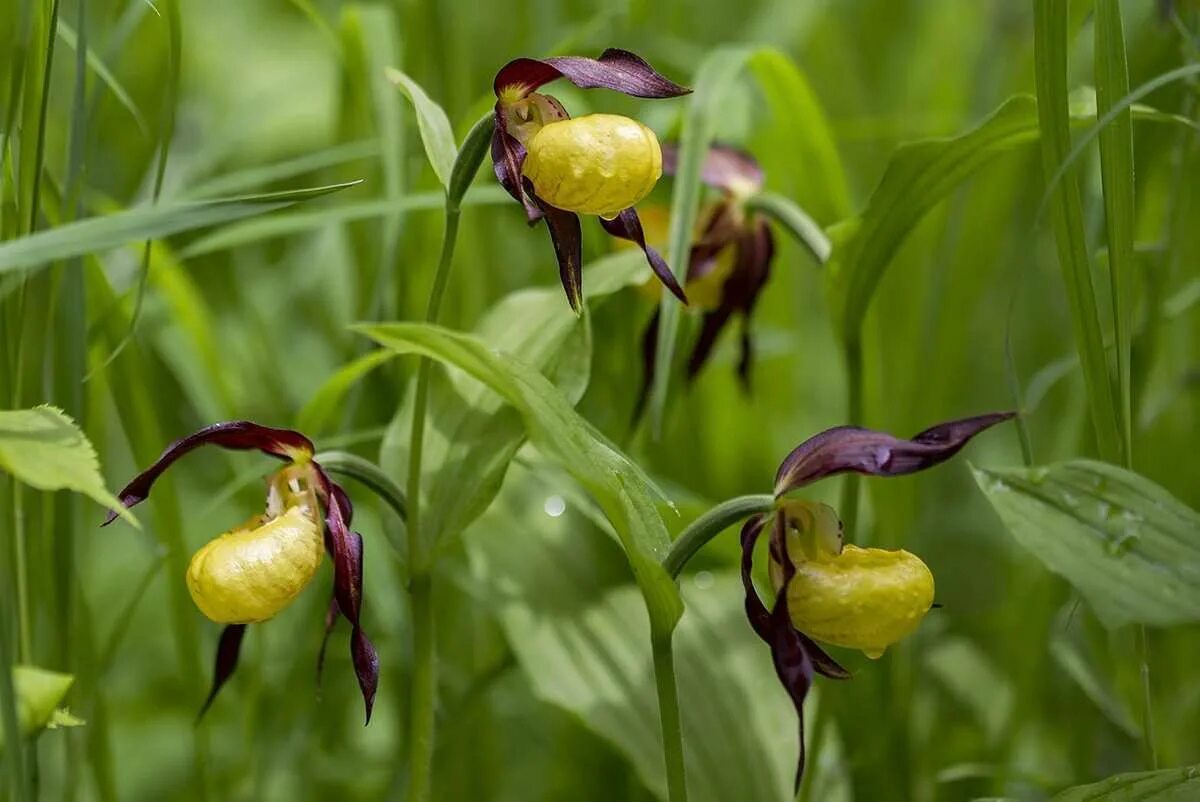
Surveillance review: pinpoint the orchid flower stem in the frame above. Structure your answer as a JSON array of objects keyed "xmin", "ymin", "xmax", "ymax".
[
  {"xmin": 651, "ymin": 632, "xmax": 688, "ymax": 802},
  {"xmin": 839, "ymin": 337, "xmax": 864, "ymax": 539},
  {"xmin": 403, "ymin": 207, "xmax": 458, "ymax": 802},
  {"xmin": 402, "ymin": 112, "xmax": 494, "ymax": 802},
  {"xmin": 663, "ymin": 494, "xmax": 776, "ymax": 579}
]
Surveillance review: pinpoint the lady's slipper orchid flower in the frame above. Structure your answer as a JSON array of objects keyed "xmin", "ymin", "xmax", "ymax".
[
  {"xmin": 102, "ymin": 421, "xmax": 379, "ymax": 722},
  {"xmin": 491, "ymin": 48, "xmax": 691, "ymax": 311},
  {"xmin": 739, "ymin": 412, "xmax": 1013, "ymax": 788},
  {"xmin": 638, "ymin": 145, "xmax": 774, "ymax": 411}
]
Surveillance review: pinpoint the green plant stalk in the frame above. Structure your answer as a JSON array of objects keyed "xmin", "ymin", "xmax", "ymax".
[
  {"xmin": 1032, "ymin": 0, "xmax": 1123, "ymax": 465},
  {"xmin": 663, "ymin": 494, "xmax": 776, "ymax": 578},
  {"xmin": 401, "ymin": 111, "xmax": 492, "ymax": 802},
  {"xmin": 1094, "ymin": 0, "xmax": 1156, "ymax": 770},
  {"xmin": 14, "ymin": 486, "xmax": 30, "ymax": 663},
  {"xmin": 839, "ymin": 336, "xmax": 863, "ymax": 538},
  {"xmin": 403, "ymin": 207, "xmax": 458, "ymax": 802},
  {"xmin": 651, "ymin": 632, "xmax": 688, "ymax": 802}
]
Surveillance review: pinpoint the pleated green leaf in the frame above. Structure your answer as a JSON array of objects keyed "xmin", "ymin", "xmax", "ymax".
[
  {"xmin": 1051, "ymin": 765, "xmax": 1200, "ymax": 801},
  {"xmin": 972, "ymin": 460, "xmax": 1200, "ymax": 628}
]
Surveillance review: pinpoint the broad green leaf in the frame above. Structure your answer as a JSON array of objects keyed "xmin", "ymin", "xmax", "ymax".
[
  {"xmin": 377, "ymin": 251, "xmax": 651, "ymax": 560},
  {"xmin": 1033, "ymin": 0, "xmax": 1122, "ymax": 464},
  {"xmin": 1051, "ymin": 765, "xmax": 1200, "ymax": 801},
  {"xmin": 464, "ymin": 466, "xmax": 815, "ymax": 802},
  {"xmin": 972, "ymin": 460, "xmax": 1200, "ymax": 628},
  {"xmin": 0, "ymin": 406, "xmax": 136, "ymax": 526},
  {"xmin": 1048, "ymin": 604, "xmax": 1140, "ymax": 738},
  {"xmin": 0, "ymin": 667, "xmax": 82, "ymax": 754},
  {"xmin": 356, "ymin": 316, "xmax": 684, "ymax": 633},
  {"xmin": 386, "ymin": 67, "xmax": 457, "ymax": 189},
  {"xmin": 650, "ymin": 45, "xmax": 755, "ymax": 435},
  {"xmin": 0, "ymin": 181, "xmax": 360, "ymax": 275}
]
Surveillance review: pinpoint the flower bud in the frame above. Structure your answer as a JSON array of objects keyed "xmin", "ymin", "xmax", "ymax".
[
  {"xmin": 783, "ymin": 545, "xmax": 934, "ymax": 658},
  {"xmin": 522, "ymin": 113, "xmax": 663, "ymax": 219},
  {"xmin": 187, "ymin": 476, "xmax": 324, "ymax": 624},
  {"xmin": 0, "ymin": 667, "xmax": 82, "ymax": 754}
]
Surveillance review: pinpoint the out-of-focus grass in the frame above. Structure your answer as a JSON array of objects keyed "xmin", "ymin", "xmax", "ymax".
[{"xmin": 1, "ymin": 1, "xmax": 1198, "ymax": 800}]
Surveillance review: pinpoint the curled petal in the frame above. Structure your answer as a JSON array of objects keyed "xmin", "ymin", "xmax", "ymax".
[
  {"xmin": 491, "ymin": 108, "xmax": 542, "ymax": 223},
  {"xmin": 103, "ymin": 421, "xmax": 314, "ymax": 525},
  {"xmin": 494, "ymin": 48, "xmax": 689, "ymax": 99},
  {"xmin": 536, "ymin": 199, "xmax": 584, "ymax": 313},
  {"xmin": 687, "ymin": 220, "xmax": 773, "ymax": 383},
  {"xmin": 741, "ymin": 512, "xmax": 850, "ymax": 791},
  {"xmin": 774, "ymin": 412, "xmax": 1016, "ymax": 497},
  {"xmin": 197, "ymin": 624, "xmax": 247, "ymax": 721},
  {"xmin": 662, "ymin": 143, "xmax": 765, "ymax": 193},
  {"xmin": 313, "ymin": 467, "xmax": 378, "ymax": 723},
  {"xmin": 599, "ymin": 208, "xmax": 687, "ymax": 304}
]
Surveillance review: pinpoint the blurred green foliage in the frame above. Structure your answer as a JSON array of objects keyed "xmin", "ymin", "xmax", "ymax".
[{"xmin": 2, "ymin": 0, "xmax": 1199, "ymax": 800}]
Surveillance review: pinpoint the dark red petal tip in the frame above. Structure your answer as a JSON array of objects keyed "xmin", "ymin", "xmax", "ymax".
[
  {"xmin": 662, "ymin": 143, "xmax": 765, "ymax": 192},
  {"xmin": 740, "ymin": 512, "xmax": 848, "ymax": 791},
  {"xmin": 494, "ymin": 48, "xmax": 690, "ymax": 99},
  {"xmin": 773, "ymin": 412, "xmax": 1016, "ymax": 498},
  {"xmin": 197, "ymin": 624, "xmax": 248, "ymax": 722},
  {"xmin": 599, "ymin": 208, "xmax": 687, "ymax": 305},
  {"xmin": 490, "ymin": 109, "xmax": 542, "ymax": 222},
  {"xmin": 103, "ymin": 421, "xmax": 314, "ymax": 525},
  {"xmin": 537, "ymin": 200, "xmax": 584, "ymax": 313}
]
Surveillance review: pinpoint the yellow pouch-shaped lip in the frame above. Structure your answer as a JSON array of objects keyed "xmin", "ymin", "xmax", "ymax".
[
  {"xmin": 186, "ymin": 505, "xmax": 324, "ymax": 624},
  {"xmin": 522, "ymin": 114, "xmax": 662, "ymax": 218},
  {"xmin": 785, "ymin": 545, "xmax": 934, "ymax": 659}
]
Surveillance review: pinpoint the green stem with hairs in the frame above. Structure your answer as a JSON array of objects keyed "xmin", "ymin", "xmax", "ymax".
[
  {"xmin": 839, "ymin": 337, "xmax": 864, "ymax": 539},
  {"xmin": 401, "ymin": 113, "xmax": 493, "ymax": 802},
  {"xmin": 652, "ymin": 632, "xmax": 689, "ymax": 802}
]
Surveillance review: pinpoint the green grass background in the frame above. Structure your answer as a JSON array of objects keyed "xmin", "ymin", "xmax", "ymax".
[{"xmin": 2, "ymin": 0, "xmax": 1199, "ymax": 800}]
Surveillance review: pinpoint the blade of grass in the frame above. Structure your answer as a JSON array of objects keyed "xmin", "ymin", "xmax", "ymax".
[
  {"xmin": 1033, "ymin": 0, "xmax": 1122, "ymax": 464},
  {"xmin": 182, "ymin": 140, "xmax": 379, "ymax": 199},
  {"xmin": 0, "ymin": 180, "xmax": 361, "ymax": 274},
  {"xmin": 649, "ymin": 45, "xmax": 754, "ymax": 436},
  {"xmin": 55, "ymin": 19, "xmax": 146, "ymax": 133}
]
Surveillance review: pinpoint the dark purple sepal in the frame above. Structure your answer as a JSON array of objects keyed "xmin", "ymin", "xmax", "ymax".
[
  {"xmin": 774, "ymin": 412, "xmax": 1016, "ymax": 498},
  {"xmin": 662, "ymin": 143, "xmax": 765, "ymax": 193},
  {"xmin": 599, "ymin": 208, "xmax": 688, "ymax": 305},
  {"xmin": 494, "ymin": 48, "xmax": 690, "ymax": 99},
  {"xmin": 491, "ymin": 106, "xmax": 542, "ymax": 223},
  {"xmin": 536, "ymin": 199, "xmax": 584, "ymax": 313},
  {"xmin": 740, "ymin": 512, "xmax": 850, "ymax": 792},
  {"xmin": 687, "ymin": 220, "xmax": 773, "ymax": 385},
  {"xmin": 197, "ymin": 623, "xmax": 247, "ymax": 722},
  {"xmin": 103, "ymin": 421, "xmax": 314, "ymax": 525},
  {"xmin": 313, "ymin": 468, "xmax": 379, "ymax": 723}
]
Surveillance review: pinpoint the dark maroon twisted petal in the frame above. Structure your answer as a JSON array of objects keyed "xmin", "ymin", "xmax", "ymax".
[
  {"xmin": 102, "ymin": 421, "xmax": 313, "ymax": 525},
  {"xmin": 687, "ymin": 220, "xmax": 774, "ymax": 386},
  {"xmin": 197, "ymin": 623, "xmax": 247, "ymax": 721},
  {"xmin": 491, "ymin": 107, "xmax": 542, "ymax": 223},
  {"xmin": 740, "ymin": 512, "xmax": 850, "ymax": 792},
  {"xmin": 774, "ymin": 412, "xmax": 1016, "ymax": 498},
  {"xmin": 535, "ymin": 198, "xmax": 584, "ymax": 313},
  {"xmin": 661, "ymin": 143, "xmax": 765, "ymax": 192},
  {"xmin": 599, "ymin": 208, "xmax": 687, "ymax": 304},
  {"xmin": 315, "ymin": 472, "xmax": 379, "ymax": 724},
  {"xmin": 493, "ymin": 48, "xmax": 690, "ymax": 99}
]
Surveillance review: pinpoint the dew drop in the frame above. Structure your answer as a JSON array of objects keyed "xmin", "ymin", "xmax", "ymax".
[
  {"xmin": 543, "ymin": 495, "xmax": 566, "ymax": 518},
  {"xmin": 694, "ymin": 570, "xmax": 714, "ymax": 591}
]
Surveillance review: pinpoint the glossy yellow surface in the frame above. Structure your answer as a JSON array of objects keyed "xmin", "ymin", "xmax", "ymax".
[
  {"xmin": 186, "ymin": 505, "xmax": 324, "ymax": 624},
  {"xmin": 522, "ymin": 114, "xmax": 662, "ymax": 219},
  {"xmin": 785, "ymin": 545, "xmax": 934, "ymax": 658}
]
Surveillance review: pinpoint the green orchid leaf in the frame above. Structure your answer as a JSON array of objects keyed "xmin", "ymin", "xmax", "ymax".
[{"xmin": 972, "ymin": 460, "xmax": 1200, "ymax": 628}]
